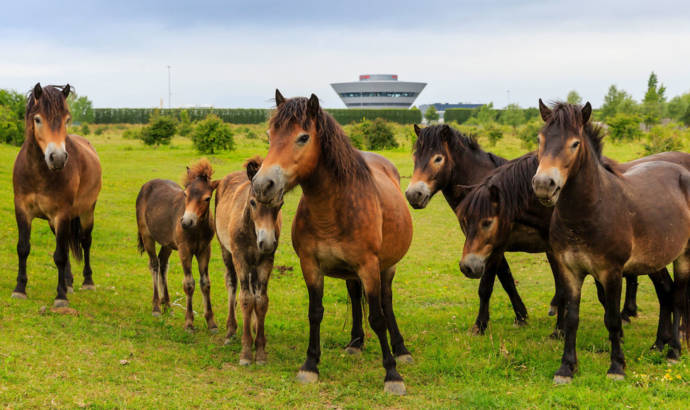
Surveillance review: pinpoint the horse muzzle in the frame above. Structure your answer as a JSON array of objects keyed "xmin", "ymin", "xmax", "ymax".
[
  {"xmin": 532, "ymin": 169, "xmax": 562, "ymax": 207},
  {"xmin": 459, "ymin": 254, "xmax": 486, "ymax": 279},
  {"xmin": 252, "ymin": 165, "xmax": 286, "ymax": 206},
  {"xmin": 405, "ymin": 181, "xmax": 432, "ymax": 209},
  {"xmin": 256, "ymin": 229, "xmax": 277, "ymax": 254},
  {"xmin": 44, "ymin": 143, "xmax": 68, "ymax": 171},
  {"xmin": 180, "ymin": 212, "xmax": 198, "ymax": 229}
]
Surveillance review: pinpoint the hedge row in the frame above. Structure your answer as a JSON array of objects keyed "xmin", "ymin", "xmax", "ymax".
[
  {"xmin": 93, "ymin": 107, "xmax": 422, "ymax": 125},
  {"xmin": 444, "ymin": 107, "xmax": 541, "ymax": 124},
  {"xmin": 94, "ymin": 108, "xmax": 269, "ymax": 124}
]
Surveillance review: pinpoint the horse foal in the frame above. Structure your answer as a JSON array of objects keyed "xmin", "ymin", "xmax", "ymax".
[
  {"xmin": 215, "ymin": 157, "xmax": 282, "ymax": 365},
  {"xmin": 136, "ymin": 159, "xmax": 219, "ymax": 331}
]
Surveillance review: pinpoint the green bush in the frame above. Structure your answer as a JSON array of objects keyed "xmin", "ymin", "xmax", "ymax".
[
  {"xmin": 0, "ymin": 105, "xmax": 24, "ymax": 146},
  {"xmin": 424, "ymin": 106, "xmax": 439, "ymax": 122},
  {"xmin": 643, "ymin": 123, "xmax": 687, "ymax": 155},
  {"xmin": 350, "ymin": 118, "xmax": 398, "ymax": 150},
  {"xmin": 484, "ymin": 123, "xmax": 504, "ymax": 146},
  {"xmin": 443, "ymin": 108, "xmax": 477, "ymax": 124},
  {"xmin": 177, "ymin": 110, "xmax": 193, "ymax": 137},
  {"xmin": 192, "ymin": 114, "xmax": 234, "ymax": 153},
  {"xmin": 516, "ymin": 119, "xmax": 542, "ymax": 150},
  {"xmin": 141, "ymin": 116, "xmax": 176, "ymax": 146},
  {"xmin": 94, "ymin": 125, "xmax": 108, "ymax": 136},
  {"xmin": 80, "ymin": 123, "xmax": 90, "ymax": 136},
  {"xmin": 327, "ymin": 108, "xmax": 421, "ymax": 125},
  {"xmin": 67, "ymin": 94, "xmax": 94, "ymax": 124},
  {"xmin": 607, "ymin": 113, "xmax": 643, "ymax": 142},
  {"xmin": 122, "ymin": 127, "xmax": 142, "ymax": 140}
]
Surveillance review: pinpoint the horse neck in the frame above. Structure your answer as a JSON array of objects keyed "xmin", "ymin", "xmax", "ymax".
[
  {"xmin": 442, "ymin": 149, "xmax": 502, "ymax": 210},
  {"xmin": 300, "ymin": 159, "xmax": 369, "ymax": 213},
  {"xmin": 555, "ymin": 149, "xmax": 608, "ymax": 225}
]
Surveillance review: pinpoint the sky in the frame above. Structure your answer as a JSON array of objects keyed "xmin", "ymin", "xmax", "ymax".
[{"xmin": 1, "ymin": 0, "xmax": 689, "ymax": 109}]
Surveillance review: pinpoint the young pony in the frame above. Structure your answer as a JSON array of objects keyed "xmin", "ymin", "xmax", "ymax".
[
  {"xmin": 532, "ymin": 101, "xmax": 690, "ymax": 383},
  {"xmin": 251, "ymin": 90, "xmax": 413, "ymax": 395},
  {"xmin": 12, "ymin": 83, "xmax": 102, "ymax": 307},
  {"xmin": 136, "ymin": 159, "xmax": 219, "ymax": 331},
  {"xmin": 215, "ymin": 157, "xmax": 283, "ymax": 365}
]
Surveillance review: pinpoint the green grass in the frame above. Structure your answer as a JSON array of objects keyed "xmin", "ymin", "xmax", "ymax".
[{"xmin": 1, "ymin": 127, "xmax": 689, "ymax": 408}]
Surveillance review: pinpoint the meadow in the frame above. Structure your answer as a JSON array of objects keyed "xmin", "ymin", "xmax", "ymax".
[{"xmin": 1, "ymin": 124, "xmax": 689, "ymax": 408}]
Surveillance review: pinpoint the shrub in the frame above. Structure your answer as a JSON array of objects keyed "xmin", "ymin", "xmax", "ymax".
[
  {"xmin": 177, "ymin": 110, "xmax": 193, "ymax": 137},
  {"xmin": 351, "ymin": 118, "xmax": 398, "ymax": 150},
  {"xmin": 643, "ymin": 123, "xmax": 686, "ymax": 155},
  {"xmin": 347, "ymin": 124, "xmax": 365, "ymax": 149},
  {"xmin": 484, "ymin": 123, "xmax": 504, "ymax": 146},
  {"xmin": 516, "ymin": 119, "xmax": 543, "ymax": 150},
  {"xmin": 123, "ymin": 127, "xmax": 142, "ymax": 140},
  {"xmin": 607, "ymin": 113, "xmax": 642, "ymax": 142},
  {"xmin": 80, "ymin": 123, "xmax": 90, "ymax": 136},
  {"xmin": 94, "ymin": 125, "xmax": 108, "ymax": 136},
  {"xmin": 0, "ymin": 105, "xmax": 24, "ymax": 146},
  {"xmin": 443, "ymin": 108, "xmax": 477, "ymax": 124},
  {"xmin": 500, "ymin": 104, "xmax": 526, "ymax": 129},
  {"xmin": 424, "ymin": 105, "xmax": 439, "ymax": 123},
  {"xmin": 192, "ymin": 114, "xmax": 234, "ymax": 153},
  {"xmin": 140, "ymin": 115, "xmax": 176, "ymax": 146}
]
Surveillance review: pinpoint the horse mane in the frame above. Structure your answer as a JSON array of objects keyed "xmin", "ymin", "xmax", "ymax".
[
  {"xmin": 25, "ymin": 85, "xmax": 70, "ymax": 131},
  {"xmin": 269, "ymin": 97, "xmax": 371, "ymax": 183},
  {"xmin": 546, "ymin": 102, "xmax": 606, "ymax": 159},
  {"xmin": 414, "ymin": 124, "xmax": 480, "ymax": 157},
  {"xmin": 459, "ymin": 152, "xmax": 539, "ymax": 231},
  {"xmin": 184, "ymin": 158, "xmax": 214, "ymax": 186}
]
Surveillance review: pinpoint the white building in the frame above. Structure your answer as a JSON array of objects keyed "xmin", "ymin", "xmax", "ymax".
[{"xmin": 330, "ymin": 74, "xmax": 426, "ymax": 108}]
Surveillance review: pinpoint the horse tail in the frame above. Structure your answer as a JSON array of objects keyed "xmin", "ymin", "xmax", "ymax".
[
  {"xmin": 68, "ymin": 217, "xmax": 83, "ymax": 262},
  {"xmin": 684, "ymin": 280, "xmax": 690, "ymax": 347}
]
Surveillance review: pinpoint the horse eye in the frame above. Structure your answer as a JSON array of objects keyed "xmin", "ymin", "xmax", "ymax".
[
  {"xmin": 434, "ymin": 156, "xmax": 443, "ymax": 164},
  {"xmin": 250, "ymin": 199, "xmax": 257, "ymax": 207},
  {"xmin": 296, "ymin": 134, "xmax": 309, "ymax": 144},
  {"xmin": 571, "ymin": 140, "xmax": 580, "ymax": 149},
  {"xmin": 481, "ymin": 220, "xmax": 493, "ymax": 229},
  {"xmin": 204, "ymin": 197, "xmax": 211, "ymax": 202},
  {"xmin": 34, "ymin": 116, "xmax": 41, "ymax": 124}
]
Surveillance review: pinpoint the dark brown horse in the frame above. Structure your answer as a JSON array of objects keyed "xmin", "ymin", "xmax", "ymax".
[
  {"xmin": 532, "ymin": 101, "xmax": 690, "ymax": 383},
  {"xmin": 12, "ymin": 83, "xmax": 102, "ymax": 307},
  {"xmin": 251, "ymin": 90, "xmax": 413, "ymax": 395},
  {"xmin": 136, "ymin": 159, "xmax": 219, "ymax": 331},
  {"xmin": 457, "ymin": 150, "xmax": 689, "ymax": 337},
  {"xmin": 215, "ymin": 157, "xmax": 283, "ymax": 365}
]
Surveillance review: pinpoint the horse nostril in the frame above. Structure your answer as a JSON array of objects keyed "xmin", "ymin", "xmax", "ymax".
[
  {"xmin": 258, "ymin": 240, "xmax": 265, "ymax": 250},
  {"xmin": 266, "ymin": 179, "xmax": 274, "ymax": 190},
  {"xmin": 549, "ymin": 179, "xmax": 556, "ymax": 188},
  {"xmin": 49, "ymin": 153, "xmax": 55, "ymax": 162}
]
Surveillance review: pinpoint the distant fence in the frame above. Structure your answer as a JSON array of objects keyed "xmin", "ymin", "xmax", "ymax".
[{"xmin": 93, "ymin": 107, "xmax": 422, "ymax": 125}]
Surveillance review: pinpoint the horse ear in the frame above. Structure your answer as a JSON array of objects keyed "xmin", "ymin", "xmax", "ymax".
[
  {"xmin": 581, "ymin": 102, "xmax": 592, "ymax": 123},
  {"xmin": 489, "ymin": 185, "xmax": 501, "ymax": 209},
  {"xmin": 186, "ymin": 166, "xmax": 191, "ymax": 175},
  {"xmin": 33, "ymin": 83, "xmax": 42, "ymax": 100},
  {"xmin": 62, "ymin": 84, "xmax": 71, "ymax": 99},
  {"xmin": 538, "ymin": 99, "xmax": 551, "ymax": 122},
  {"xmin": 441, "ymin": 124, "xmax": 452, "ymax": 141},
  {"xmin": 210, "ymin": 180, "xmax": 220, "ymax": 190},
  {"xmin": 245, "ymin": 157, "xmax": 262, "ymax": 181},
  {"xmin": 307, "ymin": 93, "xmax": 320, "ymax": 118},
  {"xmin": 413, "ymin": 124, "xmax": 421, "ymax": 136},
  {"xmin": 275, "ymin": 89, "xmax": 285, "ymax": 107}
]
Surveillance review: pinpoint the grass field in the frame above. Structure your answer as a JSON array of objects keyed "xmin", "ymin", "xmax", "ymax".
[{"xmin": 1, "ymin": 125, "xmax": 689, "ymax": 408}]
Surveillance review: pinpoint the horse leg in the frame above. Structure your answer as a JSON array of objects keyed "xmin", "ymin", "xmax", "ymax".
[
  {"xmin": 381, "ymin": 266, "xmax": 412, "ymax": 363},
  {"xmin": 547, "ymin": 252, "xmax": 566, "ymax": 338},
  {"xmin": 12, "ymin": 209, "xmax": 32, "ymax": 298},
  {"xmin": 221, "ymin": 246, "xmax": 238, "ymax": 344},
  {"xmin": 344, "ymin": 279, "xmax": 365, "ymax": 354},
  {"xmin": 495, "ymin": 255, "xmax": 528, "ymax": 325},
  {"xmin": 238, "ymin": 262, "xmax": 256, "ymax": 365},
  {"xmin": 621, "ymin": 275, "xmax": 639, "ymax": 322},
  {"xmin": 157, "ymin": 246, "xmax": 172, "ymax": 312},
  {"xmin": 668, "ymin": 253, "xmax": 690, "ymax": 361},
  {"xmin": 179, "ymin": 247, "xmax": 195, "ymax": 331},
  {"xmin": 80, "ymin": 212, "xmax": 95, "ymax": 290},
  {"xmin": 141, "ymin": 234, "xmax": 161, "ymax": 316},
  {"xmin": 52, "ymin": 217, "xmax": 71, "ymax": 307},
  {"xmin": 254, "ymin": 258, "xmax": 272, "ymax": 365},
  {"xmin": 553, "ymin": 266, "xmax": 584, "ymax": 384},
  {"xmin": 649, "ymin": 268, "xmax": 673, "ymax": 351},
  {"xmin": 197, "ymin": 245, "xmax": 217, "ymax": 332},
  {"xmin": 602, "ymin": 272, "xmax": 625, "ymax": 379},
  {"xmin": 296, "ymin": 258, "xmax": 324, "ymax": 384},
  {"xmin": 360, "ymin": 259, "xmax": 405, "ymax": 395},
  {"xmin": 472, "ymin": 264, "xmax": 497, "ymax": 335}
]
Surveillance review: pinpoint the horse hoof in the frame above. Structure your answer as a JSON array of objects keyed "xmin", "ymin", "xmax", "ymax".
[
  {"xmin": 553, "ymin": 375, "xmax": 572, "ymax": 385},
  {"xmin": 255, "ymin": 357, "xmax": 267, "ymax": 366},
  {"xmin": 184, "ymin": 326, "xmax": 195, "ymax": 333},
  {"xmin": 384, "ymin": 381, "xmax": 406, "ymax": 395},
  {"xmin": 550, "ymin": 330, "xmax": 564, "ymax": 340},
  {"xmin": 621, "ymin": 315, "xmax": 631, "ymax": 324},
  {"xmin": 82, "ymin": 284, "xmax": 96, "ymax": 291},
  {"xmin": 345, "ymin": 347, "xmax": 362, "ymax": 355},
  {"xmin": 11, "ymin": 292, "xmax": 27, "ymax": 299},
  {"xmin": 67, "ymin": 286, "xmax": 74, "ymax": 294},
  {"xmin": 296, "ymin": 370, "xmax": 318, "ymax": 384},
  {"xmin": 514, "ymin": 319, "xmax": 527, "ymax": 328},
  {"xmin": 606, "ymin": 373, "xmax": 625, "ymax": 381},
  {"xmin": 548, "ymin": 306, "xmax": 557, "ymax": 316},
  {"xmin": 668, "ymin": 358, "xmax": 680, "ymax": 365},
  {"xmin": 239, "ymin": 358, "xmax": 252, "ymax": 366},
  {"xmin": 471, "ymin": 324, "xmax": 486, "ymax": 335},
  {"xmin": 53, "ymin": 299, "xmax": 69, "ymax": 308},
  {"xmin": 396, "ymin": 354, "xmax": 414, "ymax": 364},
  {"xmin": 209, "ymin": 327, "xmax": 219, "ymax": 334},
  {"xmin": 152, "ymin": 311, "xmax": 161, "ymax": 317}
]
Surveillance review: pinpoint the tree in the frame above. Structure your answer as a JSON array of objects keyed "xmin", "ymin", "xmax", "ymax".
[
  {"xmin": 353, "ymin": 118, "xmax": 398, "ymax": 150},
  {"xmin": 424, "ymin": 105, "xmax": 439, "ymax": 123},
  {"xmin": 566, "ymin": 90, "xmax": 582, "ymax": 105},
  {"xmin": 607, "ymin": 113, "xmax": 643, "ymax": 142},
  {"xmin": 177, "ymin": 109, "xmax": 193, "ymax": 137},
  {"xmin": 191, "ymin": 114, "xmax": 234, "ymax": 153},
  {"xmin": 516, "ymin": 118, "xmax": 542, "ymax": 150},
  {"xmin": 641, "ymin": 71, "xmax": 666, "ymax": 125},
  {"xmin": 500, "ymin": 103, "xmax": 525, "ymax": 129},
  {"xmin": 475, "ymin": 102, "xmax": 496, "ymax": 125},
  {"xmin": 0, "ymin": 89, "xmax": 26, "ymax": 145},
  {"xmin": 666, "ymin": 93, "xmax": 690, "ymax": 123},
  {"xmin": 141, "ymin": 115, "xmax": 176, "ymax": 146},
  {"xmin": 67, "ymin": 93, "xmax": 94, "ymax": 124},
  {"xmin": 600, "ymin": 85, "xmax": 638, "ymax": 120}
]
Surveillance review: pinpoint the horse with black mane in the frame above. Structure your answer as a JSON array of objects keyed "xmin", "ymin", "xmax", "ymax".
[
  {"xmin": 12, "ymin": 83, "xmax": 102, "ymax": 307},
  {"xmin": 136, "ymin": 159, "xmax": 219, "ymax": 331},
  {"xmin": 405, "ymin": 124, "xmax": 641, "ymax": 333},
  {"xmin": 251, "ymin": 90, "xmax": 413, "ymax": 395},
  {"xmin": 215, "ymin": 156, "xmax": 283, "ymax": 365},
  {"xmin": 532, "ymin": 100, "xmax": 690, "ymax": 383}
]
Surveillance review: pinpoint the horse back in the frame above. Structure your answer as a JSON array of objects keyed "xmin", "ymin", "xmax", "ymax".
[
  {"xmin": 136, "ymin": 179, "xmax": 184, "ymax": 248},
  {"xmin": 215, "ymin": 171, "xmax": 250, "ymax": 251}
]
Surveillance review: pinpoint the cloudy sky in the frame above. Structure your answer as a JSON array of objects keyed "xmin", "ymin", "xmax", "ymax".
[{"xmin": 1, "ymin": 0, "xmax": 689, "ymax": 109}]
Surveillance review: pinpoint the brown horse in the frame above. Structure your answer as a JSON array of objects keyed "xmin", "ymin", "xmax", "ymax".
[
  {"xmin": 136, "ymin": 159, "xmax": 219, "ymax": 331},
  {"xmin": 251, "ymin": 90, "xmax": 413, "ymax": 395},
  {"xmin": 215, "ymin": 157, "xmax": 283, "ymax": 365},
  {"xmin": 532, "ymin": 101, "xmax": 690, "ymax": 383},
  {"xmin": 12, "ymin": 83, "xmax": 102, "ymax": 307}
]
